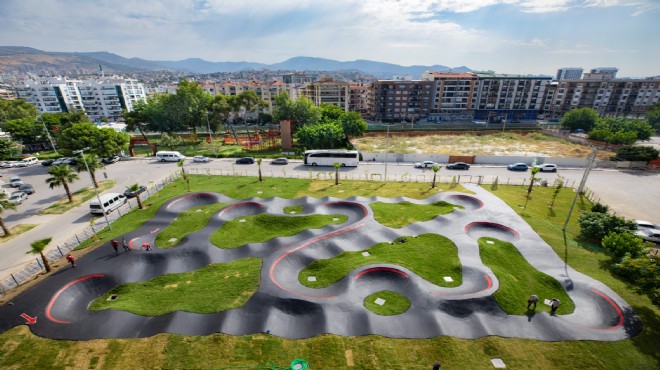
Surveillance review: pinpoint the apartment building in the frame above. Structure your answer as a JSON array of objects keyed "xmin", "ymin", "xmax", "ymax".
[
  {"xmin": 422, "ymin": 72, "xmax": 478, "ymax": 121},
  {"xmin": 298, "ymin": 79, "xmax": 350, "ymax": 110},
  {"xmin": 556, "ymin": 68, "xmax": 584, "ymax": 80},
  {"xmin": 348, "ymin": 84, "xmax": 370, "ymax": 117},
  {"xmin": 0, "ymin": 84, "xmax": 16, "ymax": 100},
  {"xmin": 14, "ymin": 76, "xmax": 146, "ymax": 120},
  {"xmin": 472, "ymin": 73, "xmax": 552, "ymax": 121},
  {"xmin": 370, "ymin": 80, "xmax": 434, "ymax": 121}
]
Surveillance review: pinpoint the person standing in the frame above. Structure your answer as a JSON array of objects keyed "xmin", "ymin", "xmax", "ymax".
[
  {"xmin": 550, "ymin": 298, "xmax": 561, "ymax": 314},
  {"xmin": 141, "ymin": 242, "xmax": 152, "ymax": 251},
  {"xmin": 527, "ymin": 294, "xmax": 539, "ymax": 309},
  {"xmin": 121, "ymin": 238, "xmax": 131, "ymax": 252},
  {"xmin": 66, "ymin": 253, "xmax": 76, "ymax": 268},
  {"xmin": 110, "ymin": 239, "xmax": 119, "ymax": 255}
]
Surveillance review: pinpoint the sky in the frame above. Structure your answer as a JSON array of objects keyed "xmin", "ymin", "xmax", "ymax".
[{"xmin": 1, "ymin": 0, "xmax": 659, "ymax": 77}]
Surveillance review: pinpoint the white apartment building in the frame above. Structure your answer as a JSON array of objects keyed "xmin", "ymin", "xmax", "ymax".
[{"xmin": 14, "ymin": 76, "xmax": 146, "ymax": 120}]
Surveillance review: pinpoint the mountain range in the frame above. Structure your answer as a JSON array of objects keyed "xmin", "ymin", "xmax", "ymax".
[{"xmin": 0, "ymin": 46, "xmax": 471, "ymax": 78}]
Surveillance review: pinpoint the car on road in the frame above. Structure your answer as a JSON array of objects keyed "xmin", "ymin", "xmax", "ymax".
[
  {"xmin": 18, "ymin": 184, "xmax": 35, "ymax": 195},
  {"xmin": 8, "ymin": 191, "xmax": 28, "ymax": 205},
  {"xmin": 63, "ymin": 157, "xmax": 78, "ymax": 165},
  {"xmin": 124, "ymin": 185, "xmax": 147, "ymax": 199},
  {"xmin": 41, "ymin": 159, "xmax": 55, "ymax": 166},
  {"xmin": 635, "ymin": 228, "xmax": 660, "ymax": 244},
  {"xmin": 52, "ymin": 157, "xmax": 68, "ymax": 165},
  {"xmin": 446, "ymin": 162, "xmax": 470, "ymax": 170},
  {"xmin": 9, "ymin": 176, "xmax": 24, "ymax": 187},
  {"xmin": 271, "ymin": 157, "xmax": 289, "ymax": 165},
  {"xmin": 507, "ymin": 163, "xmax": 529, "ymax": 171},
  {"xmin": 17, "ymin": 157, "xmax": 39, "ymax": 167},
  {"xmin": 101, "ymin": 156, "xmax": 120, "ymax": 164},
  {"xmin": 193, "ymin": 155, "xmax": 211, "ymax": 163},
  {"xmin": 236, "ymin": 157, "xmax": 255, "ymax": 164},
  {"xmin": 636, "ymin": 220, "xmax": 660, "ymax": 231},
  {"xmin": 0, "ymin": 161, "xmax": 19, "ymax": 168},
  {"xmin": 535, "ymin": 163, "xmax": 558, "ymax": 172},
  {"xmin": 414, "ymin": 160, "xmax": 436, "ymax": 168}
]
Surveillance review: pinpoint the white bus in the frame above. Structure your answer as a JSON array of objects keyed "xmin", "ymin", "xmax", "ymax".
[
  {"xmin": 303, "ymin": 150, "xmax": 359, "ymax": 167},
  {"xmin": 90, "ymin": 193, "xmax": 126, "ymax": 215}
]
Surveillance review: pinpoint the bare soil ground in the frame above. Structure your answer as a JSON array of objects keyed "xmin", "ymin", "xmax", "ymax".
[{"xmin": 353, "ymin": 132, "xmax": 615, "ymax": 159}]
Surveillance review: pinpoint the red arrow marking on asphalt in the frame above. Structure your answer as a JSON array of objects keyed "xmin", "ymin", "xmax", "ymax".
[{"xmin": 20, "ymin": 313, "xmax": 37, "ymax": 324}]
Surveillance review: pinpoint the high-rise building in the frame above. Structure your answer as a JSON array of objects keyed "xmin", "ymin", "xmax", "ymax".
[
  {"xmin": 590, "ymin": 67, "xmax": 618, "ymax": 79},
  {"xmin": 298, "ymin": 79, "xmax": 350, "ymax": 110},
  {"xmin": 556, "ymin": 68, "xmax": 584, "ymax": 80}
]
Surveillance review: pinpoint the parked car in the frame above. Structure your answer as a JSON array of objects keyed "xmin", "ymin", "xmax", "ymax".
[
  {"xmin": 271, "ymin": 157, "xmax": 289, "ymax": 165},
  {"xmin": 635, "ymin": 228, "xmax": 660, "ymax": 244},
  {"xmin": 41, "ymin": 159, "xmax": 55, "ymax": 166},
  {"xmin": 236, "ymin": 157, "xmax": 255, "ymax": 164},
  {"xmin": 0, "ymin": 161, "xmax": 19, "ymax": 168},
  {"xmin": 193, "ymin": 155, "xmax": 211, "ymax": 163},
  {"xmin": 63, "ymin": 157, "xmax": 78, "ymax": 165},
  {"xmin": 9, "ymin": 176, "xmax": 24, "ymax": 187},
  {"xmin": 507, "ymin": 163, "xmax": 529, "ymax": 171},
  {"xmin": 446, "ymin": 162, "xmax": 470, "ymax": 170},
  {"xmin": 636, "ymin": 220, "xmax": 660, "ymax": 231},
  {"xmin": 8, "ymin": 191, "xmax": 28, "ymax": 205},
  {"xmin": 414, "ymin": 160, "xmax": 436, "ymax": 168},
  {"xmin": 101, "ymin": 156, "xmax": 120, "ymax": 164},
  {"xmin": 535, "ymin": 163, "xmax": 558, "ymax": 172},
  {"xmin": 52, "ymin": 157, "xmax": 68, "ymax": 165},
  {"xmin": 124, "ymin": 185, "xmax": 147, "ymax": 199},
  {"xmin": 18, "ymin": 184, "xmax": 35, "ymax": 195},
  {"xmin": 17, "ymin": 157, "xmax": 39, "ymax": 167}
]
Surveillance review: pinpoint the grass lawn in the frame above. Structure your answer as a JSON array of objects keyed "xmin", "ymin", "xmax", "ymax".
[
  {"xmin": 0, "ymin": 224, "xmax": 38, "ymax": 243},
  {"xmin": 364, "ymin": 290, "xmax": 411, "ymax": 316},
  {"xmin": 40, "ymin": 180, "xmax": 116, "ymax": 214},
  {"xmin": 89, "ymin": 258, "xmax": 261, "ymax": 315},
  {"xmin": 370, "ymin": 201, "xmax": 460, "ymax": 228},
  {"xmin": 154, "ymin": 203, "xmax": 228, "ymax": 248},
  {"xmin": 210, "ymin": 213, "xmax": 348, "ymax": 249},
  {"xmin": 3, "ymin": 176, "xmax": 656, "ymax": 369},
  {"xmin": 283, "ymin": 205, "xmax": 304, "ymax": 214},
  {"xmin": 299, "ymin": 234, "xmax": 462, "ymax": 288},
  {"xmin": 479, "ymin": 237, "xmax": 574, "ymax": 315}
]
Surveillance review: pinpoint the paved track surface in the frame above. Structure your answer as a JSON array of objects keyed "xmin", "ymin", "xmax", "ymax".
[{"xmin": 0, "ymin": 185, "xmax": 642, "ymax": 341}]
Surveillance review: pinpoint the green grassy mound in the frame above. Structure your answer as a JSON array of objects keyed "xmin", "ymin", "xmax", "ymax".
[
  {"xmin": 364, "ymin": 290, "xmax": 411, "ymax": 316},
  {"xmin": 155, "ymin": 203, "xmax": 228, "ymax": 248},
  {"xmin": 89, "ymin": 258, "xmax": 261, "ymax": 315},
  {"xmin": 283, "ymin": 205, "xmax": 304, "ymax": 214},
  {"xmin": 211, "ymin": 213, "xmax": 347, "ymax": 249},
  {"xmin": 370, "ymin": 201, "xmax": 461, "ymax": 228},
  {"xmin": 479, "ymin": 237, "xmax": 575, "ymax": 315},
  {"xmin": 299, "ymin": 234, "xmax": 461, "ymax": 288}
]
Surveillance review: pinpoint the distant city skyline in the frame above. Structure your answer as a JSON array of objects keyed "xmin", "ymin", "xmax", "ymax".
[{"xmin": 1, "ymin": 0, "xmax": 659, "ymax": 78}]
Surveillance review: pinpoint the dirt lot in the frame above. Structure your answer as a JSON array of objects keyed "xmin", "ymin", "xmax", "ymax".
[{"xmin": 353, "ymin": 132, "xmax": 615, "ymax": 159}]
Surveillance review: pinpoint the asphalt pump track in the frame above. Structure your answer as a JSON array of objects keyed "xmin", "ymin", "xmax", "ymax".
[{"xmin": 0, "ymin": 185, "xmax": 642, "ymax": 341}]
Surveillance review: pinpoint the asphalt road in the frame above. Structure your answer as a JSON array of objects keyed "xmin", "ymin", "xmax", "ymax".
[{"xmin": 0, "ymin": 158, "xmax": 658, "ymax": 277}]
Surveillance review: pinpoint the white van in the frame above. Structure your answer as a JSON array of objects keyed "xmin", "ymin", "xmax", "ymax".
[
  {"xmin": 17, "ymin": 157, "xmax": 38, "ymax": 167},
  {"xmin": 90, "ymin": 193, "xmax": 126, "ymax": 215},
  {"xmin": 156, "ymin": 151, "xmax": 185, "ymax": 162}
]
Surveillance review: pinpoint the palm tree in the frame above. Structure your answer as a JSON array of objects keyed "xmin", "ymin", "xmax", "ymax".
[
  {"xmin": 46, "ymin": 164, "xmax": 80, "ymax": 203},
  {"xmin": 257, "ymin": 158, "xmax": 263, "ymax": 182},
  {"xmin": 74, "ymin": 153, "xmax": 104, "ymax": 188},
  {"xmin": 0, "ymin": 192, "xmax": 17, "ymax": 236},
  {"xmin": 333, "ymin": 162, "xmax": 341, "ymax": 185},
  {"xmin": 127, "ymin": 183, "xmax": 144, "ymax": 209},
  {"xmin": 431, "ymin": 164, "xmax": 442, "ymax": 188},
  {"xmin": 27, "ymin": 237, "xmax": 52, "ymax": 273}
]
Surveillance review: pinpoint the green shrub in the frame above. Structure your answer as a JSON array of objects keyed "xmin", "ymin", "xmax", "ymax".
[
  {"xmin": 612, "ymin": 145, "xmax": 660, "ymax": 162},
  {"xmin": 601, "ymin": 232, "xmax": 651, "ymax": 262},
  {"xmin": 578, "ymin": 211, "xmax": 637, "ymax": 244},
  {"xmin": 590, "ymin": 202, "xmax": 609, "ymax": 213}
]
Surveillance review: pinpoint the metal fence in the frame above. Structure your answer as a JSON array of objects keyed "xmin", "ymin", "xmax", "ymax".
[{"xmin": 0, "ymin": 171, "xmax": 181, "ymax": 297}]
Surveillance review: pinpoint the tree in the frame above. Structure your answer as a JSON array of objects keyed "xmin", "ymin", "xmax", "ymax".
[
  {"xmin": 295, "ymin": 122, "xmax": 344, "ymax": 149},
  {"xmin": 46, "ymin": 164, "xmax": 80, "ymax": 203},
  {"xmin": 58, "ymin": 122, "xmax": 130, "ymax": 157},
  {"xmin": 258, "ymin": 113, "xmax": 273, "ymax": 124},
  {"xmin": 273, "ymin": 92, "xmax": 321, "ymax": 126},
  {"xmin": 601, "ymin": 232, "xmax": 651, "ymax": 263},
  {"xmin": 123, "ymin": 102, "xmax": 151, "ymax": 142},
  {"xmin": 589, "ymin": 117, "xmax": 654, "ymax": 144},
  {"xmin": 74, "ymin": 154, "xmax": 104, "ymax": 188},
  {"xmin": 560, "ymin": 108, "xmax": 599, "ymax": 132},
  {"xmin": 0, "ymin": 99, "xmax": 38, "ymax": 123},
  {"xmin": 431, "ymin": 164, "xmax": 441, "ymax": 188},
  {"xmin": 1, "ymin": 117, "xmax": 47, "ymax": 143},
  {"xmin": 257, "ymin": 158, "xmax": 263, "ymax": 182},
  {"xmin": 320, "ymin": 104, "xmax": 344, "ymax": 123},
  {"xmin": 0, "ymin": 138, "xmax": 22, "ymax": 159},
  {"xmin": 549, "ymin": 178, "xmax": 564, "ymax": 211},
  {"xmin": 340, "ymin": 111, "xmax": 368, "ymax": 138},
  {"xmin": 523, "ymin": 167, "xmax": 540, "ymax": 212},
  {"xmin": 646, "ymin": 102, "xmax": 660, "ymax": 132},
  {"xmin": 333, "ymin": 162, "xmax": 341, "ymax": 185},
  {"xmin": 169, "ymin": 79, "xmax": 212, "ymax": 133},
  {"xmin": 613, "ymin": 256, "xmax": 659, "ymax": 307},
  {"xmin": 127, "ymin": 183, "xmax": 144, "ymax": 209},
  {"xmin": 159, "ymin": 133, "xmax": 183, "ymax": 150},
  {"xmin": 27, "ymin": 237, "xmax": 53, "ymax": 273},
  {"xmin": 613, "ymin": 145, "xmax": 659, "ymax": 162},
  {"xmin": 0, "ymin": 192, "xmax": 17, "ymax": 236},
  {"xmin": 578, "ymin": 211, "xmax": 638, "ymax": 244}
]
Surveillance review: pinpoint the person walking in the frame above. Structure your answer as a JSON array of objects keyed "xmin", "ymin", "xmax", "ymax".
[
  {"xmin": 527, "ymin": 294, "xmax": 539, "ymax": 309},
  {"xmin": 121, "ymin": 237, "xmax": 131, "ymax": 252},
  {"xmin": 66, "ymin": 253, "xmax": 76, "ymax": 268},
  {"xmin": 110, "ymin": 239, "xmax": 119, "ymax": 255},
  {"xmin": 550, "ymin": 298, "xmax": 561, "ymax": 314}
]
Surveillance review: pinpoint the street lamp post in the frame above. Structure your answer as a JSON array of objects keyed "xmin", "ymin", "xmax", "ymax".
[{"xmin": 74, "ymin": 147, "xmax": 111, "ymax": 230}]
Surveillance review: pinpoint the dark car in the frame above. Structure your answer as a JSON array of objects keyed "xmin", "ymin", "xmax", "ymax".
[
  {"xmin": 236, "ymin": 157, "xmax": 255, "ymax": 164},
  {"xmin": 507, "ymin": 163, "xmax": 529, "ymax": 171},
  {"xmin": 18, "ymin": 184, "xmax": 35, "ymax": 195},
  {"xmin": 446, "ymin": 162, "xmax": 470, "ymax": 170},
  {"xmin": 124, "ymin": 185, "xmax": 147, "ymax": 199},
  {"xmin": 41, "ymin": 159, "xmax": 55, "ymax": 166},
  {"xmin": 102, "ymin": 156, "xmax": 120, "ymax": 164},
  {"xmin": 271, "ymin": 157, "xmax": 288, "ymax": 165},
  {"xmin": 63, "ymin": 157, "xmax": 78, "ymax": 166}
]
